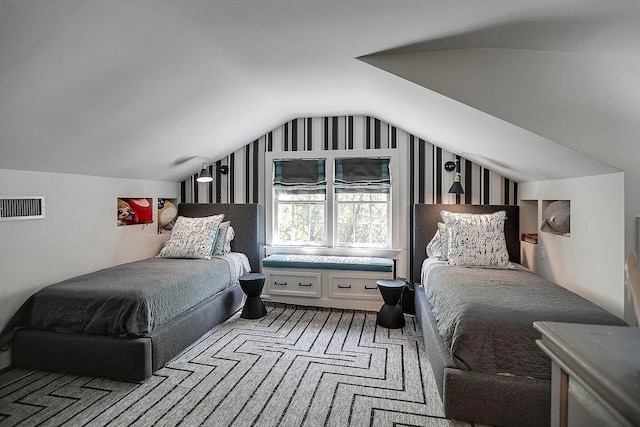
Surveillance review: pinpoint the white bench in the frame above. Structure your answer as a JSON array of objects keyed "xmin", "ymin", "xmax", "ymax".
[{"xmin": 261, "ymin": 254, "xmax": 394, "ymax": 311}]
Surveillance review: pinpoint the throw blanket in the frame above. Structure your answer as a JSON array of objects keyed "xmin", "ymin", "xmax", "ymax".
[
  {"xmin": 0, "ymin": 254, "xmax": 250, "ymax": 348},
  {"xmin": 426, "ymin": 266, "xmax": 626, "ymax": 379}
]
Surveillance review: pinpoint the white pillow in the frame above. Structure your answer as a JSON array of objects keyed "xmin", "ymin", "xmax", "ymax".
[
  {"xmin": 224, "ymin": 226, "xmax": 235, "ymax": 253},
  {"xmin": 426, "ymin": 230, "xmax": 441, "ymax": 257},
  {"xmin": 157, "ymin": 214, "xmax": 224, "ymax": 259},
  {"xmin": 212, "ymin": 221, "xmax": 230, "ymax": 256},
  {"xmin": 440, "ymin": 210, "xmax": 509, "ymax": 266},
  {"xmin": 425, "ymin": 222, "xmax": 448, "ymax": 259}
]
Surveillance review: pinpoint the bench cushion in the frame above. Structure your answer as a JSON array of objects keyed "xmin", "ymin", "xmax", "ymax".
[{"xmin": 262, "ymin": 254, "xmax": 393, "ymax": 272}]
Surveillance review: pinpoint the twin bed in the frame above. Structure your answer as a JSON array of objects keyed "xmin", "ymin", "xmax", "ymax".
[
  {"xmin": 0, "ymin": 203, "xmax": 261, "ymax": 381},
  {"xmin": 412, "ymin": 204, "xmax": 626, "ymax": 426}
]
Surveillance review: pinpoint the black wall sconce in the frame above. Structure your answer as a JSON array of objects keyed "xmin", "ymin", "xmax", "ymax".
[
  {"xmin": 197, "ymin": 163, "xmax": 229, "ymax": 183},
  {"xmin": 445, "ymin": 160, "xmax": 465, "ymax": 194}
]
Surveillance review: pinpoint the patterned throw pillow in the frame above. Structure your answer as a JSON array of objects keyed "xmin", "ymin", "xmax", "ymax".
[
  {"xmin": 157, "ymin": 214, "xmax": 224, "ymax": 259},
  {"xmin": 440, "ymin": 210, "xmax": 509, "ymax": 266},
  {"xmin": 212, "ymin": 221, "xmax": 230, "ymax": 256}
]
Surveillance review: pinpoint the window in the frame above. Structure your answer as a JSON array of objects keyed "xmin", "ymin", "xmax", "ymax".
[
  {"xmin": 267, "ymin": 150, "xmax": 397, "ymax": 252},
  {"xmin": 334, "ymin": 157, "xmax": 390, "ymax": 247},
  {"xmin": 273, "ymin": 159, "xmax": 326, "ymax": 246}
]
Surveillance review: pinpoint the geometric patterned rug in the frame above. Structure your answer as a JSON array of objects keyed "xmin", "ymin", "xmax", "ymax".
[{"xmin": 0, "ymin": 304, "xmax": 474, "ymax": 426}]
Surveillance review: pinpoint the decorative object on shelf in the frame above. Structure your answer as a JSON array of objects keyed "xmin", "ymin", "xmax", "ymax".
[
  {"xmin": 157, "ymin": 198, "xmax": 178, "ymax": 234},
  {"xmin": 541, "ymin": 200, "xmax": 570, "ymax": 234},
  {"xmin": 625, "ymin": 252, "xmax": 640, "ymax": 326},
  {"xmin": 445, "ymin": 160, "xmax": 464, "ymax": 194},
  {"xmin": 521, "ymin": 233, "xmax": 539, "ymax": 244}
]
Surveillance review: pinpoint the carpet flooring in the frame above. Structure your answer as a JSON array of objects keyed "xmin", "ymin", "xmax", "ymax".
[{"xmin": 0, "ymin": 304, "xmax": 475, "ymax": 426}]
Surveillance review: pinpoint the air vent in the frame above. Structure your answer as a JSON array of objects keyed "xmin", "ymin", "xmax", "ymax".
[{"xmin": 0, "ymin": 197, "xmax": 45, "ymax": 221}]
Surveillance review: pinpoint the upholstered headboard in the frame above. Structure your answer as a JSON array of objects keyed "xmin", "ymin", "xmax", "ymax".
[
  {"xmin": 178, "ymin": 203, "xmax": 263, "ymax": 273},
  {"xmin": 411, "ymin": 204, "xmax": 520, "ymax": 284}
]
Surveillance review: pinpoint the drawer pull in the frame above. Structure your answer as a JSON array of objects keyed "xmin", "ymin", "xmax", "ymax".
[
  {"xmin": 338, "ymin": 284, "xmax": 352, "ymax": 289},
  {"xmin": 364, "ymin": 286, "xmax": 377, "ymax": 290},
  {"xmin": 298, "ymin": 282, "xmax": 312, "ymax": 287},
  {"xmin": 274, "ymin": 281, "xmax": 287, "ymax": 286}
]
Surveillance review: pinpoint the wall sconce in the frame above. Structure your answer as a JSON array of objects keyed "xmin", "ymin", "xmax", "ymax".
[
  {"xmin": 445, "ymin": 160, "xmax": 465, "ymax": 194},
  {"xmin": 197, "ymin": 163, "xmax": 213, "ymax": 183},
  {"xmin": 197, "ymin": 163, "xmax": 229, "ymax": 183}
]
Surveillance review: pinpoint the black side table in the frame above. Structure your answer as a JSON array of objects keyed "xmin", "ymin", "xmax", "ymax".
[
  {"xmin": 239, "ymin": 273, "xmax": 267, "ymax": 319},
  {"xmin": 376, "ymin": 279, "xmax": 406, "ymax": 329}
]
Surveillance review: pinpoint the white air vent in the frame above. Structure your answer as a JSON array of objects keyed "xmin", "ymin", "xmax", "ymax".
[{"xmin": 0, "ymin": 197, "xmax": 45, "ymax": 221}]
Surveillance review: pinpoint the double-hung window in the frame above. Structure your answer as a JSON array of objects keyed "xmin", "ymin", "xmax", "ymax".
[
  {"xmin": 273, "ymin": 159, "xmax": 326, "ymax": 246},
  {"xmin": 334, "ymin": 157, "xmax": 390, "ymax": 248},
  {"xmin": 268, "ymin": 150, "xmax": 396, "ymax": 252}
]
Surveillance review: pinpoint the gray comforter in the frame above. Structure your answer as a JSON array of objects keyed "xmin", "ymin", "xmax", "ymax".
[
  {"xmin": 426, "ymin": 266, "xmax": 626, "ymax": 379},
  {"xmin": 0, "ymin": 257, "xmax": 236, "ymax": 347}
]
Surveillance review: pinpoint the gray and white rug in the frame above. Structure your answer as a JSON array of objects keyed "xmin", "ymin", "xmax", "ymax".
[{"xmin": 0, "ymin": 304, "xmax": 473, "ymax": 426}]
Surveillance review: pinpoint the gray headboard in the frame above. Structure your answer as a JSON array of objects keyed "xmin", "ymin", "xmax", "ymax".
[
  {"xmin": 411, "ymin": 204, "xmax": 520, "ymax": 284},
  {"xmin": 177, "ymin": 203, "xmax": 263, "ymax": 273}
]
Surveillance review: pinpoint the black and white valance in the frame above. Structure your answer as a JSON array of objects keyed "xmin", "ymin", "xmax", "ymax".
[
  {"xmin": 335, "ymin": 157, "xmax": 390, "ymax": 193},
  {"xmin": 273, "ymin": 159, "xmax": 326, "ymax": 194}
]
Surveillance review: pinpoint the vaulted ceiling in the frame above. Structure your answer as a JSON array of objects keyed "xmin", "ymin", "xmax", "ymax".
[{"xmin": 1, "ymin": 1, "xmax": 638, "ymax": 183}]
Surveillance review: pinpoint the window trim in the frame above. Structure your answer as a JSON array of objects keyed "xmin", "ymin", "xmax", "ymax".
[{"xmin": 265, "ymin": 149, "xmax": 400, "ymax": 257}]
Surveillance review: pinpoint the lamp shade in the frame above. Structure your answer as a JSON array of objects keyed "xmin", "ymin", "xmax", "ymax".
[
  {"xmin": 197, "ymin": 165, "xmax": 213, "ymax": 183},
  {"xmin": 448, "ymin": 173, "xmax": 464, "ymax": 194}
]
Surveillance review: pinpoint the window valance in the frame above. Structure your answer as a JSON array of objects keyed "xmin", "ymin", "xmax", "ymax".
[
  {"xmin": 273, "ymin": 159, "xmax": 326, "ymax": 194},
  {"xmin": 335, "ymin": 157, "xmax": 390, "ymax": 193}
]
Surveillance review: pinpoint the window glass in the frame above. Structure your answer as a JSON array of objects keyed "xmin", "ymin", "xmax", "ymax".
[{"xmin": 336, "ymin": 192, "xmax": 389, "ymax": 247}]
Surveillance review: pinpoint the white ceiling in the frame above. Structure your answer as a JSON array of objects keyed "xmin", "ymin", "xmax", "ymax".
[{"xmin": 1, "ymin": 0, "xmax": 638, "ymax": 182}]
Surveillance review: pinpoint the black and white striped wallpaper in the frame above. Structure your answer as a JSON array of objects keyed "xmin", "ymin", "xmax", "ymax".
[{"xmin": 180, "ymin": 115, "xmax": 518, "ymax": 207}]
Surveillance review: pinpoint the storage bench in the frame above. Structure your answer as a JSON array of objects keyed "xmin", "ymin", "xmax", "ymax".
[{"xmin": 261, "ymin": 254, "xmax": 394, "ymax": 311}]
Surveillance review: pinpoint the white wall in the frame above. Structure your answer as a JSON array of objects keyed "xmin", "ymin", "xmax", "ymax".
[
  {"xmin": 0, "ymin": 169, "xmax": 179, "ymax": 369},
  {"xmin": 519, "ymin": 172, "xmax": 625, "ymax": 319}
]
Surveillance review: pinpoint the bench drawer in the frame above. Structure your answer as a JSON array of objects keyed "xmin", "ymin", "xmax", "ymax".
[
  {"xmin": 266, "ymin": 270, "xmax": 322, "ymax": 297},
  {"xmin": 328, "ymin": 275, "xmax": 382, "ymax": 300}
]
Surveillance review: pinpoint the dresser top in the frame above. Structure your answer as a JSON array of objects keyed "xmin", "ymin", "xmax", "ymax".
[{"xmin": 535, "ymin": 321, "xmax": 640, "ymax": 424}]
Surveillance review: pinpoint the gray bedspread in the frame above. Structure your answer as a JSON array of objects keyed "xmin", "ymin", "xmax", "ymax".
[
  {"xmin": 426, "ymin": 266, "xmax": 626, "ymax": 379},
  {"xmin": 0, "ymin": 257, "xmax": 238, "ymax": 347}
]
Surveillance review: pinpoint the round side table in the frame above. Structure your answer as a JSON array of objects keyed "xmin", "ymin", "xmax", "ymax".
[
  {"xmin": 239, "ymin": 273, "xmax": 267, "ymax": 319},
  {"xmin": 376, "ymin": 279, "xmax": 406, "ymax": 329}
]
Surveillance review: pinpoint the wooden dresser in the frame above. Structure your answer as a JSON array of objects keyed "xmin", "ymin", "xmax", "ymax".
[{"xmin": 535, "ymin": 322, "xmax": 640, "ymax": 427}]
